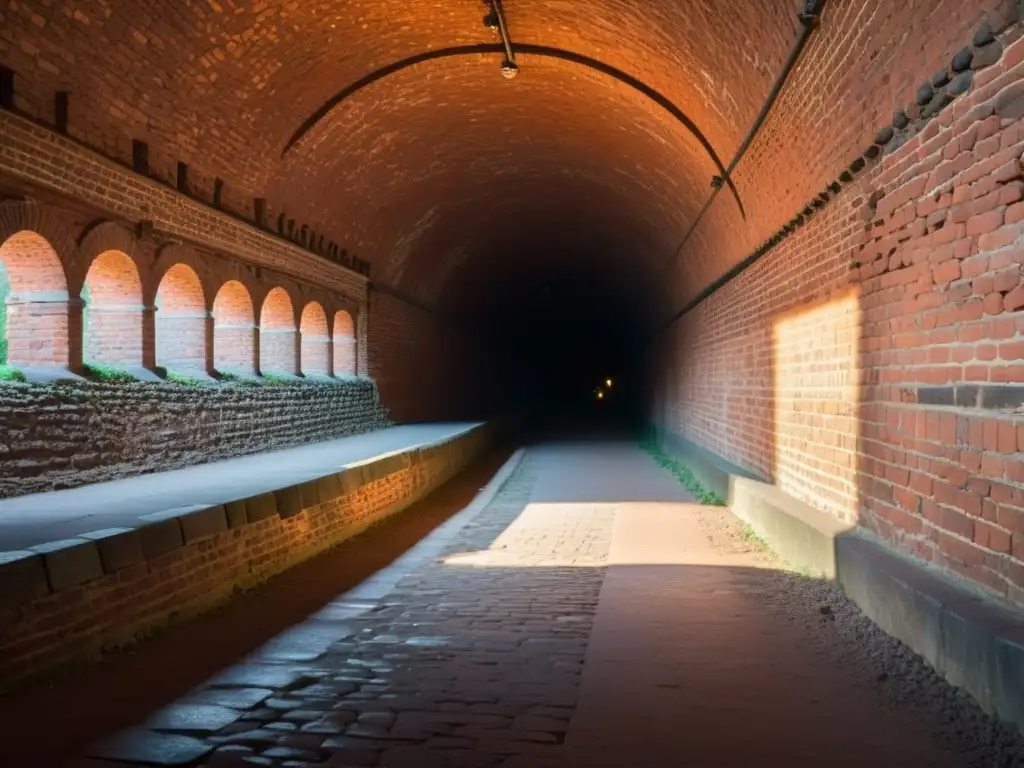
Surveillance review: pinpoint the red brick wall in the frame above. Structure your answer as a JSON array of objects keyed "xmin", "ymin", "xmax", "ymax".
[
  {"xmin": 0, "ymin": 425, "xmax": 492, "ymax": 690},
  {"xmin": 655, "ymin": 16, "xmax": 1024, "ymax": 606},
  {"xmin": 670, "ymin": 0, "xmax": 1014, "ymax": 311},
  {"xmin": 366, "ymin": 289, "xmax": 490, "ymax": 422},
  {"xmin": 0, "ymin": 378, "xmax": 390, "ymax": 499}
]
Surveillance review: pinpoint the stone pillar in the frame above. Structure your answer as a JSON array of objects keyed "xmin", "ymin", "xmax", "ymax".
[
  {"xmin": 204, "ymin": 312, "xmax": 216, "ymax": 376},
  {"xmin": 141, "ymin": 304, "xmax": 157, "ymax": 370},
  {"xmin": 66, "ymin": 296, "xmax": 84, "ymax": 372},
  {"xmin": 252, "ymin": 324, "xmax": 261, "ymax": 376}
]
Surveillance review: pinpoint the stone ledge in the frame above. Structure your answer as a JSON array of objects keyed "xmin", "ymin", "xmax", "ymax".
[
  {"xmin": 0, "ymin": 550, "xmax": 50, "ymax": 609},
  {"xmin": 0, "ymin": 421, "xmax": 499, "ymax": 691},
  {"xmin": 728, "ymin": 475, "xmax": 851, "ymax": 579},
  {"xmin": 118, "ymin": 426, "xmax": 488, "ymax": 559},
  {"xmin": 29, "ymin": 537, "xmax": 104, "ymax": 592},
  {"xmin": 80, "ymin": 528, "xmax": 144, "ymax": 573},
  {"xmin": 654, "ymin": 426, "xmax": 762, "ymax": 502},
  {"xmin": 838, "ymin": 533, "xmax": 1024, "ymax": 730},
  {"xmin": 658, "ymin": 428, "xmax": 1024, "ymax": 731}
]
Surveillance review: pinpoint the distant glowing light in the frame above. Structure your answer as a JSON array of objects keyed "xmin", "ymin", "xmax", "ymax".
[
  {"xmin": 597, "ymin": 391, "xmax": 604, "ymax": 400},
  {"xmin": 605, "ymin": 378, "xmax": 613, "ymax": 387}
]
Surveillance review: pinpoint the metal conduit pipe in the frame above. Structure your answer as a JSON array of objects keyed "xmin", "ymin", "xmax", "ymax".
[{"xmin": 491, "ymin": 0, "xmax": 519, "ymax": 78}]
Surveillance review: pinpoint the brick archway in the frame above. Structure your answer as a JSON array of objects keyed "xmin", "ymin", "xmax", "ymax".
[
  {"xmin": 213, "ymin": 280, "xmax": 256, "ymax": 375},
  {"xmin": 333, "ymin": 309, "xmax": 356, "ymax": 376},
  {"xmin": 259, "ymin": 286, "xmax": 297, "ymax": 375},
  {"xmin": 82, "ymin": 250, "xmax": 143, "ymax": 368},
  {"xmin": 0, "ymin": 231, "xmax": 70, "ymax": 367},
  {"xmin": 300, "ymin": 301, "xmax": 330, "ymax": 376},
  {"xmin": 156, "ymin": 263, "xmax": 207, "ymax": 372}
]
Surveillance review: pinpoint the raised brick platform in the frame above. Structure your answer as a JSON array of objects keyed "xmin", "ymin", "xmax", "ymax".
[{"xmin": 0, "ymin": 422, "xmax": 496, "ymax": 690}]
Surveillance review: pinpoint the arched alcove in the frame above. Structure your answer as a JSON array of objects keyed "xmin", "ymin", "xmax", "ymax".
[
  {"xmin": 155, "ymin": 263, "xmax": 207, "ymax": 372},
  {"xmin": 82, "ymin": 250, "xmax": 143, "ymax": 367},
  {"xmin": 259, "ymin": 286, "xmax": 297, "ymax": 375}
]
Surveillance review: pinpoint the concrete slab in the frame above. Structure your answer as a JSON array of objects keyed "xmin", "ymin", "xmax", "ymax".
[
  {"xmin": 18, "ymin": 365, "xmax": 84, "ymax": 384},
  {"xmin": 242, "ymin": 493, "xmax": 279, "ymax": 524},
  {"xmin": 136, "ymin": 512, "xmax": 185, "ymax": 559},
  {"xmin": 29, "ymin": 537, "xmax": 104, "ymax": 591},
  {"xmin": 80, "ymin": 528, "xmax": 144, "ymax": 573},
  {"xmin": 0, "ymin": 423, "xmax": 479, "ymax": 549},
  {"xmin": 0, "ymin": 550, "xmax": 50, "ymax": 608},
  {"xmin": 837, "ymin": 532, "xmax": 1024, "ymax": 730},
  {"xmin": 176, "ymin": 505, "xmax": 229, "ymax": 543}
]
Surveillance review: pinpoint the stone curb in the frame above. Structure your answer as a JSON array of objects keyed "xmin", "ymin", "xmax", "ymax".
[
  {"xmin": 838, "ymin": 533, "xmax": 1024, "ymax": 730},
  {"xmin": 0, "ymin": 550, "xmax": 50, "ymax": 609},
  {"xmin": 0, "ymin": 424, "xmax": 493, "ymax": 611},
  {"xmin": 657, "ymin": 428, "xmax": 1024, "ymax": 731},
  {"xmin": 80, "ymin": 528, "xmax": 144, "ymax": 573},
  {"xmin": 29, "ymin": 537, "xmax": 104, "ymax": 592}
]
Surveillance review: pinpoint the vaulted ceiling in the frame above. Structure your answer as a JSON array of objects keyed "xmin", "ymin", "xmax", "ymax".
[{"xmin": 9, "ymin": 0, "xmax": 809, "ymax": 322}]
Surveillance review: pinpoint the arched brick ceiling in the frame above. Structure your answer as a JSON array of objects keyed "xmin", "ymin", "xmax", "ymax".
[
  {"xmin": 270, "ymin": 53, "xmax": 725, "ymax": 316},
  {"xmin": 9, "ymin": 0, "xmax": 801, "ymax": 316}
]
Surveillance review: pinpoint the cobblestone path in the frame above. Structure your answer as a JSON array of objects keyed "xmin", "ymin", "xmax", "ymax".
[{"xmin": 73, "ymin": 441, "xmax": 988, "ymax": 767}]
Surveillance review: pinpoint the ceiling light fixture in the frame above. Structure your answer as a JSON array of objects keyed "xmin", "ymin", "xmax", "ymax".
[{"xmin": 485, "ymin": 0, "xmax": 519, "ymax": 80}]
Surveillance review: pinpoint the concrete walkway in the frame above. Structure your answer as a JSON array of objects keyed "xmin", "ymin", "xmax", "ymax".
[
  {"xmin": 0, "ymin": 423, "xmax": 478, "ymax": 549},
  {"xmin": 61, "ymin": 437, "xmax": 971, "ymax": 767}
]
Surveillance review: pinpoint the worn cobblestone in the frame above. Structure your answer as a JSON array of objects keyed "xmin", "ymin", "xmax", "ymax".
[{"xmin": 85, "ymin": 453, "xmax": 614, "ymax": 766}]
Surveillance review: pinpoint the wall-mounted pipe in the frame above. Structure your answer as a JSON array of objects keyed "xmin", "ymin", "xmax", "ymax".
[
  {"xmin": 491, "ymin": 0, "xmax": 518, "ymax": 76},
  {"xmin": 651, "ymin": 0, "xmax": 828, "ymax": 313}
]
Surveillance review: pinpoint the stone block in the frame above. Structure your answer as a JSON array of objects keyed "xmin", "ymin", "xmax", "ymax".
[
  {"xmin": 177, "ymin": 504, "xmax": 229, "ymax": 543},
  {"xmin": 298, "ymin": 480, "xmax": 321, "ymax": 509},
  {"xmin": 81, "ymin": 528, "xmax": 144, "ymax": 573},
  {"xmin": 30, "ymin": 537, "xmax": 104, "ymax": 592},
  {"xmin": 316, "ymin": 472, "xmax": 342, "ymax": 503},
  {"xmin": 992, "ymin": 628, "xmax": 1024, "ymax": 728},
  {"xmin": 951, "ymin": 46, "xmax": 973, "ymax": 72},
  {"xmin": 244, "ymin": 492, "xmax": 279, "ymax": 523},
  {"xmin": 137, "ymin": 510, "xmax": 186, "ymax": 559},
  {"xmin": 224, "ymin": 499, "xmax": 248, "ymax": 529},
  {"xmin": 0, "ymin": 550, "xmax": 50, "ymax": 609},
  {"xmin": 972, "ymin": 40, "xmax": 1005, "ymax": 70},
  {"xmin": 89, "ymin": 728, "xmax": 212, "ymax": 766},
  {"xmin": 274, "ymin": 484, "xmax": 305, "ymax": 519},
  {"xmin": 335, "ymin": 467, "xmax": 360, "ymax": 495},
  {"xmin": 365, "ymin": 453, "xmax": 409, "ymax": 482},
  {"xmin": 836, "ymin": 534, "xmax": 1024, "ymax": 731}
]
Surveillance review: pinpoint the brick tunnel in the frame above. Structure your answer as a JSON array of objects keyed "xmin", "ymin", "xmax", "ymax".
[{"xmin": 2, "ymin": 1, "xmax": 1024, "ymax": 766}]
